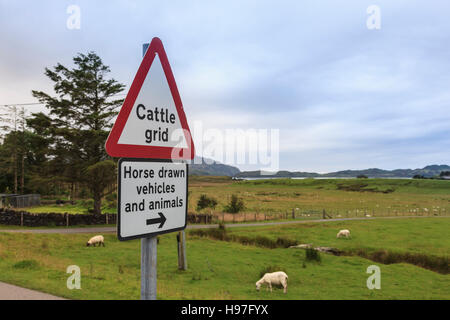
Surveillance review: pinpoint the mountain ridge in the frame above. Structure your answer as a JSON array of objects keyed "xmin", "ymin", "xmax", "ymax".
[
  {"xmin": 188, "ymin": 157, "xmax": 450, "ymax": 178},
  {"xmin": 235, "ymin": 164, "xmax": 450, "ymax": 178},
  {"xmin": 188, "ymin": 156, "xmax": 240, "ymax": 176}
]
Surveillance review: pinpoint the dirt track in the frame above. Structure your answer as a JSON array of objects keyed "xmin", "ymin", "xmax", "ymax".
[{"xmin": 1, "ymin": 215, "xmax": 447, "ymax": 235}]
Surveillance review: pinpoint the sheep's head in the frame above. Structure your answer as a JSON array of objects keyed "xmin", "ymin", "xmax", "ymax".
[
  {"xmin": 255, "ymin": 281, "xmax": 262, "ymax": 291},
  {"xmin": 86, "ymin": 242, "xmax": 91, "ymax": 247}
]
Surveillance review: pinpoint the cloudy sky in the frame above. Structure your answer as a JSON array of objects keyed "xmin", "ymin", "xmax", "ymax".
[{"xmin": 1, "ymin": 0, "xmax": 449, "ymax": 172}]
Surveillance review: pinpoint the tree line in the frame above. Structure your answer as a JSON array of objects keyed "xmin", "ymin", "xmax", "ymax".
[{"xmin": 0, "ymin": 52, "xmax": 125, "ymax": 214}]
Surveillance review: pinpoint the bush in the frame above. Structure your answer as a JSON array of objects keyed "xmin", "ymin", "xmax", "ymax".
[
  {"xmin": 79, "ymin": 188, "xmax": 90, "ymax": 198},
  {"xmin": 81, "ymin": 199, "xmax": 94, "ymax": 210},
  {"xmin": 224, "ymin": 194, "xmax": 245, "ymax": 213},
  {"xmin": 197, "ymin": 194, "xmax": 218, "ymax": 211},
  {"xmin": 305, "ymin": 248, "xmax": 321, "ymax": 262},
  {"xmin": 105, "ymin": 192, "xmax": 117, "ymax": 202},
  {"xmin": 13, "ymin": 259, "xmax": 40, "ymax": 270},
  {"xmin": 102, "ymin": 200, "xmax": 117, "ymax": 210}
]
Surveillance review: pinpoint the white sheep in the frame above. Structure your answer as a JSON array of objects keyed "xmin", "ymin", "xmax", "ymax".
[
  {"xmin": 86, "ymin": 235, "xmax": 105, "ymax": 247},
  {"xmin": 256, "ymin": 271, "xmax": 288, "ymax": 293},
  {"xmin": 336, "ymin": 229, "xmax": 351, "ymax": 238}
]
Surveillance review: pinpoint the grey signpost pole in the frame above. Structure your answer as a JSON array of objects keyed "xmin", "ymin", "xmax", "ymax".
[
  {"xmin": 140, "ymin": 42, "xmax": 157, "ymax": 301},
  {"xmin": 141, "ymin": 236, "xmax": 157, "ymax": 300}
]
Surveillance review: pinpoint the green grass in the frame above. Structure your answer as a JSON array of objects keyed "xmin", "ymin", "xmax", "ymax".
[
  {"xmin": 189, "ymin": 178, "xmax": 450, "ymax": 217},
  {"xmin": 24, "ymin": 204, "xmax": 117, "ymax": 214},
  {"xmin": 0, "ymin": 224, "xmax": 115, "ymax": 230},
  {"xmin": 226, "ymin": 217, "xmax": 450, "ymax": 257},
  {"xmin": 0, "ymin": 217, "xmax": 448, "ymax": 299},
  {"xmin": 14, "ymin": 178, "xmax": 450, "ymax": 219}
]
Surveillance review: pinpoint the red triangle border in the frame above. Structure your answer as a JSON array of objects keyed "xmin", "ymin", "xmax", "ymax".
[{"xmin": 105, "ymin": 37, "xmax": 195, "ymax": 160}]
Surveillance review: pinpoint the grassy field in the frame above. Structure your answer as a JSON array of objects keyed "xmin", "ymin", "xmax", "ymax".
[
  {"xmin": 16, "ymin": 178, "xmax": 450, "ymax": 219},
  {"xmin": 226, "ymin": 217, "xmax": 450, "ymax": 257},
  {"xmin": 0, "ymin": 217, "xmax": 448, "ymax": 300},
  {"xmin": 24, "ymin": 203, "xmax": 116, "ymax": 215},
  {"xmin": 189, "ymin": 177, "xmax": 450, "ymax": 216}
]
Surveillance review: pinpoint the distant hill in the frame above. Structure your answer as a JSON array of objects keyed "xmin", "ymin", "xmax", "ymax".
[
  {"xmin": 235, "ymin": 164, "xmax": 450, "ymax": 178},
  {"xmin": 189, "ymin": 157, "xmax": 241, "ymax": 176}
]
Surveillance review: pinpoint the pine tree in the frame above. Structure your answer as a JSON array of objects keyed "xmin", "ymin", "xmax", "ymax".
[{"xmin": 30, "ymin": 52, "xmax": 125, "ymax": 214}]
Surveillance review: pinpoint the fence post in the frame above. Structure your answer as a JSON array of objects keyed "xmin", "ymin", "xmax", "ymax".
[
  {"xmin": 181, "ymin": 231, "xmax": 187, "ymax": 270},
  {"xmin": 177, "ymin": 231, "xmax": 187, "ymax": 270},
  {"xmin": 106, "ymin": 213, "xmax": 109, "ymax": 225},
  {"xmin": 20, "ymin": 211, "xmax": 23, "ymax": 227},
  {"xmin": 66, "ymin": 213, "xmax": 69, "ymax": 227}
]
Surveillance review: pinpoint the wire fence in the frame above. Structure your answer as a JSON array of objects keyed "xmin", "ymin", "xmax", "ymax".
[
  {"xmin": 0, "ymin": 194, "xmax": 40, "ymax": 208},
  {"xmin": 200, "ymin": 207, "xmax": 450, "ymax": 224}
]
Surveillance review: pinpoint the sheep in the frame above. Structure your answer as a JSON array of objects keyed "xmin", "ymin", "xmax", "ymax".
[
  {"xmin": 86, "ymin": 235, "xmax": 105, "ymax": 247},
  {"xmin": 256, "ymin": 271, "xmax": 288, "ymax": 293},
  {"xmin": 336, "ymin": 229, "xmax": 351, "ymax": 238}
]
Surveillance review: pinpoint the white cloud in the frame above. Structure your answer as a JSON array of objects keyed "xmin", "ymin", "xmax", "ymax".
[{"xmin": 0, "ymin": 0, "xmax": 449, "ymax": 172}]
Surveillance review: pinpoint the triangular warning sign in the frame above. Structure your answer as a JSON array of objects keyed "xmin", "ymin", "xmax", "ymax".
[{"xmin": 105, "ymin": 37, "xmax": 194, "ymax": 160}]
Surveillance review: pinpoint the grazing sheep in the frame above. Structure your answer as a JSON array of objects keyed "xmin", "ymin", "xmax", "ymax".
[
  {"xmin": 86, "ymin": 235, "xmax": 105, "ymax": 247},
  {"xmin": 336, "ymin": 229, "xmax": 351, "ymax": 238},
  {"xmin": 256, "ymin": 271, "xmax": 288, "ymax": 293}
]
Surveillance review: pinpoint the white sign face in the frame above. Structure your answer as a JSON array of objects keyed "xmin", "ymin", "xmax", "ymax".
[
  {"xmin": 117, "ymin": 54, "xmax": 188, "ymax": 149},
  {"xmin": 118, "ymin": 159, "xmax": 188, "ymax": 241}
]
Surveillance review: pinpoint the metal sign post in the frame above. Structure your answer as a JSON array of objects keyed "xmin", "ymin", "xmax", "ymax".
[
  {"xmin": 119, "ymin": 158, "xmax": 187, "ymax": 300},
  {"xmin": 106, "ymin": 39, "xmax": 194, "ymax": 301},
  {"xmin": 141, "ymin": 236, "xmax": 157, "ymax": 300},
  {"xmin": 141, "ymin": 42, "xmax": 155, "ymax": 301}
]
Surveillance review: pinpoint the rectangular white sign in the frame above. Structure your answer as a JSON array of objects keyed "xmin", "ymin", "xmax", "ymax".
[{"xmin": 118, "ymin": 158, "xmax": 188, "ymax": 241}]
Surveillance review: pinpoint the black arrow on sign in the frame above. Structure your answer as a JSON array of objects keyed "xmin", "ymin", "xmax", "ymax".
[{"xmin": 146, "ymin": 212, "xmax": 166, "ymax": 229}]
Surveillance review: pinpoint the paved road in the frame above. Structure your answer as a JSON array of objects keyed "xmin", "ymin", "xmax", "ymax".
[
  {"xmin": 0, "ymin": 282, "xmax": 65, "ymax": 300},
  {"xmin": 1, "ymin": 215, "xmax": 447, "ymax": 234}
]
